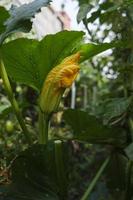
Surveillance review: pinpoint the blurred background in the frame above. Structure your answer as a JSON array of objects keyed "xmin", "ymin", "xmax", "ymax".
[{"xmin": 0, "ymin": 0, "xmax": 133, "ymax": 199}]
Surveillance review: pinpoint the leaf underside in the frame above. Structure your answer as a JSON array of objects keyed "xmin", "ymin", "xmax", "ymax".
[{"xmin": 0, "ymin": 0, "xmax": 52, "ymax": 43}]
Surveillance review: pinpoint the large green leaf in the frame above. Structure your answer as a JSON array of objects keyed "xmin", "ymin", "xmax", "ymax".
[
  {"xmin": 0, "ymin": 0, "xmax": 51, "ymax": 44},
  {"xmin": 63, "ymin": 109, "xmax": 127, "ymax": 147},
  {"xmin": 1, "ymin": 38, "xmax": 39, "ymax": 90},
  {"xmin": 0, "ymin": 7, "xmax": 10, "ymax": 35},
  {"xmin": 1, "ymin": 141, "xmax": 68, "ymax": 200},
  {"xmin": 79, "ymin": 41, "xmax": 129, "ymax": 62},
  {"xmin": 1, "ymin": 30, "xmax": 127, "ymax": 91},
  {"xmin": 1, "ymin": 31, "xmax": 84, "ymax": 90}
]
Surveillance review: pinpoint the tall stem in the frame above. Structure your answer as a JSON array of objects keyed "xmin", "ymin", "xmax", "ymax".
[
  {"xmin": 125, "ymin": 160, "xmax": 133, "ymax": 200},
  {"xmin": 0, "ymin": 59, "xmax": 32, "ymax": 144},
  {"xmin": 80, "ymin": 156, "xmax": 110, "ymax": 200},
  {"xmin": 128, "ymin": 118, "xmax": 133, "ymax": 140},
  {"xmin": 39, "ymin": 110, "xmax": 49, "ymax": 144},
  {"xmin": 55, "ymin": 140, "xmax": 67, "ymax": 199}
]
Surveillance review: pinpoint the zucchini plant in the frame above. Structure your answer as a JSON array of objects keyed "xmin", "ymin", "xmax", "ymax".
[{"xmin": 0, "ymin": 0, "xmax": 133, "ymax": 200}]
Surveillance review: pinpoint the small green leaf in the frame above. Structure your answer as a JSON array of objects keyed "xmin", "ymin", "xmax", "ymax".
[
  {"xmin": 0, "ymin": 7, "xmax": 10, "ymax": 35},
  {"xmin": 0, "ymin": 104, "xmax": 12, "ymax": 118},
  {"xmin": 1, "ymin": 31, "xmax": 84, "ymax": 90},
  {"xmin": 77, "ymin": 3, "xmax": 92, "ymax": 23},
  {"xmin": 63, "ymin": 109, "xmax": 127, "ymax": 147},
  {"xmin": 78, "ymin": 0, "xmax": 89, "ymax": 6},
  {"xmin": 0, "ymin": 104, "xmax": 10, "ymax": 114},
  {"xmin": 99, "ymin": 2, "xmax": 114, "ymax": 10},
  {"xmin": 87, "ymin": 10, "xmax": 101, "ymax": 23},
  {"xmin": 0, "ymin": 0, "xmax": 51, "ymax": 44}
]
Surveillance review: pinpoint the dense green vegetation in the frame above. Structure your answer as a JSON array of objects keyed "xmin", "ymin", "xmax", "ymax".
[{"xmin": 0, "ymin": 0, "xmax": 133, "ymax": 199}]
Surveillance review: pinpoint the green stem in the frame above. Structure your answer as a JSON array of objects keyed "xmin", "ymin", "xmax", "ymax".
[
  {"xmin": 54, "ymin": 140, "xmax": 67, "ymax": 199},
  {"xmin": 125, "ymin": 160, "xmax": 133, "ymax": 200},
  {"xmin": 80, "ymin": 156, "xmax": 110, "ymax": 200},
  {"xmin": 0, "ymin": 59, "xmax": 32, "ymax": 144},
  {"xmin": 128, "ymin": 118, "xmax": 133, "ymax": 141},
  {"xmin": 39, "ymin": 110, "xmax": 49, "ymax": 144}
]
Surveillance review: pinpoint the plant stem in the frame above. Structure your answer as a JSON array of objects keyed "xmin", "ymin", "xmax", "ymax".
[
  {"xmin": 0, "ymin": 59, "xmax": 32, "ymax": 144},
  {"xmin": 54, "ymin": 140, "xmax": 67, "ymax": 199},
  {"xmin": 125, "ymin": 160, "xmax": 133, "ymax": 200},
  {"xmin": 128, "ymin": 118, "xmax": 133, "ymax": 140},
  {"xmin": 80, "ymin": 156, "xmax": 110, "ymax": 200},
  {"xmin": 39, "ymin": 110, "xmax": 49, "ymax": 144}
]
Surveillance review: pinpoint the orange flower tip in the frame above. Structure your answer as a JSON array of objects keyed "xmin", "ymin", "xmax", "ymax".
[{"xmin": 62, "ymin": 52, "xmax": 81, "ymax": 65}]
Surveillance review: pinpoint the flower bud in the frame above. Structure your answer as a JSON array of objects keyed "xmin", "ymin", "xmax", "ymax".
[{"xmin": 39, "ymin": 52, "xmax": 80, "ymax": 114}]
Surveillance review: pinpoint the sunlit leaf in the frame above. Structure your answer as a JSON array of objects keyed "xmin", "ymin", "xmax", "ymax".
[
  {"xmin": 80, "ymin": 41, "xmax": 129, "ymax": 62},
  {"xmin": 1, "ymin": 31, "xmax": 84, "ymax": 90}
]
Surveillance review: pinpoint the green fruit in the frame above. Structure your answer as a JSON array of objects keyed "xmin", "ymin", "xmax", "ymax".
[{"xmin": 5, "ymin": 120, "xmax": 14, "ymax": 133}]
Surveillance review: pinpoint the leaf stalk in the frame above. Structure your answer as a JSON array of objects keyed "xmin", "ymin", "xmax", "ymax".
[
  {"xmin": 80, "ymin": 156, "xmax": 110, "ymax": 200},
  {"xmin": 0, "ymin": 58, "xmax": 32, "ymax": 144},
  {"xmin": 38, "ymin": 110, "xmax": 49, "ymax": 144},
  {"xmin": 54, "ymin": 140, "xmax": 67, "ymax": 199}
]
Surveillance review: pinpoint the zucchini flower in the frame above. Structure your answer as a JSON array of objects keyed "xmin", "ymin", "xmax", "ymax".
[{"xmin": 39, "ymin": 52, "xmax": 80, "ymax": 114}]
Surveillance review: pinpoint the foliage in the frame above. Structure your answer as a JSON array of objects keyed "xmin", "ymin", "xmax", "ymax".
[
  {"xmin": 63, "ymin": 109, "xmax": 127, "ymax": 147},
  {"xmin": 0, "ymin": 0, "xmax": 133, "ymax": 200},
  {"xmin": 2, "ymin": 142, "xmax": 69, "ymax": 200},
  {"xmin": 1, "ymin": 31, "xmax": 84, "ymax": 90},
  {"xmin": 0, "ymin": 6, "xmax": 10, "ymax": 35},
  {"xmin": 75, "ymin": 0, "xmax": 133, "ymax": 198}
]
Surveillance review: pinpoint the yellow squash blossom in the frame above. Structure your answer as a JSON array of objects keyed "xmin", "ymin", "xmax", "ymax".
[{"xmin": 39, "ymin": 52, "xmax": 80, "ymax": 114}]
